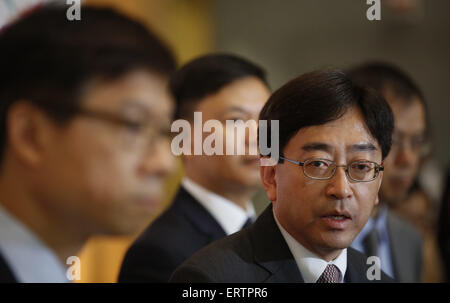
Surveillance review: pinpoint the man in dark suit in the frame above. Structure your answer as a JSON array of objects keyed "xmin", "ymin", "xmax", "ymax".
[
  {"xmin": 0, "ymin": 253, "xmax": 16, "ymax": 283},
  {"xmin": 0, "ymin": 5, "xmax": 176, "ymax": 282},
  {"xmin": 119, "ymin": 54, "xmax": 271, "ymax": 282},
  {"xmin": 348, "ymin": 62, "xmax": 426, "ymax": 282},
  {"xmin": 170, "ymin": 70, "xmax": 395, "ymax": 283},
  {"xmin": 170, "ymin": 205, "xmax": 393, "ymax": 283}
]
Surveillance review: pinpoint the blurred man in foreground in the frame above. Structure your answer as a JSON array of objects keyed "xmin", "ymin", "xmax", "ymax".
[{"xmin": 0, "ymin": 4, "xmax": 176, "ymax": 282}]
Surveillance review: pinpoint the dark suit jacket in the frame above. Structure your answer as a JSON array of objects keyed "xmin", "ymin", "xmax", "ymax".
[
  {"xmin": 118, "ymin": 187, "xmax": 227, "ymax": 282},
  {"xmin": 0, "ymin": 252, "xmax": 17, "ymax": 283},
  {"xmin": 386, "ymin": 211, "xmax": 423, "ymax": 282},
  {"xmin": 170, "ymin": 205, "xmax": 394, "ymax": 283}
]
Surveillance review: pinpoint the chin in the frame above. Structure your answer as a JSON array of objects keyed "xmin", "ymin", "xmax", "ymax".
[
  {"xmin": 98, "ymin": 215, "xmax": 146, "ymax": 236},
  {"xmin": 104, "ymin": 223, "xmax": 141, "ymax": 236},
  {"xmin": 323, "ymin": 232, "xmax": 354, "ymax": 250}
]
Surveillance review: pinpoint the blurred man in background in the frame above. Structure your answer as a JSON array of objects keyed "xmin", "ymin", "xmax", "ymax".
[
  {"xmin": 0, "ymin": 4, "xmax": 176, "ymax": 282},
  {"xmin": 119, "ymin": 54, "xmax": 271, "ymax": 282},
  {"xmin": 348, "ymin": 62, "xmax": 442, "ymax": 282}
]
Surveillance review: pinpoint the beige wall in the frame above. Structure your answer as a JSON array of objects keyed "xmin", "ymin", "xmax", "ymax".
[{"xmin": 213, "ymin": 0, "xmax": 450, "ymax": 167}]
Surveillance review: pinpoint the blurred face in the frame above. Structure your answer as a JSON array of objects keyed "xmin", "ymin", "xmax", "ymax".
[
  {"xmin": 185, "ymin": 76, "xmax": 270, "ymax": 193},
  {"xmin": 380, "ymin": 92, "xmax": 426, "ymax": 205},
  {"xmin": 35, "ymin": 70, "xmax": 175, "ymax": 235},
  {"xmin": 262, "ymin": 107, "xmax": 383, "ymax": 260}
]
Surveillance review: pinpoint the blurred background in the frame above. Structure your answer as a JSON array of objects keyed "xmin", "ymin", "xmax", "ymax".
[{"xmin": 1, "ymin": 0, "xmax": 449, "ymax": 282}]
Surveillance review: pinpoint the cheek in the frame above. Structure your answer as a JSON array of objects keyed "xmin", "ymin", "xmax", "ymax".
[
  {"xmin": 216, "ymin": 156, "xmax": 244, "ymax": 175},
  {"xmin": 353, "ymin": 183, "xmax": 379, "ymax": 222},
  {"xmin": 69, "ymin": 138, "xmax": 139, "ymax": 204},
  {"xmin": 276, "ymin": 173, "xmax": 320, "ymax": 223},
  {"xmin": 382, "ymin": 157, "xmax": 396, "ymax": 177}
]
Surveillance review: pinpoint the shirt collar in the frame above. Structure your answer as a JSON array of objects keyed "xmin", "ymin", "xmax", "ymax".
[
  {"xmin": 181, "ymin": 178, "xmax": 255, "ymax": 235},
  {"xmin": 0, "ymin": 204, "xmax": 69, "ymax": 283},
  {"xmin": 273, "ymin": 209, "xmax": 347, "ymax": 283}
]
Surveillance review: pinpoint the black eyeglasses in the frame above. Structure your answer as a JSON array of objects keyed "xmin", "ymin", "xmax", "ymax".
[
  {"xmin": 279, "ymin": 156, "xmax": 384, "ymax": 182},
  {"xmin": 74, "ymin": 107, "xmax": 172, "ymax": 150}
]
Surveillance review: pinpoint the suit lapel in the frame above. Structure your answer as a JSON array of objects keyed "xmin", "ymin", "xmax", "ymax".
[
  {"xmin": 344, "ymin": 248, "xmax": 366, "ymax": 282},
  {"xmin": 0, "ymin": 252, "xmax": 17, "ymax": 283},
  {"xmin": 175, "ymin": 186, "xmax": 227, "ymax": 241},
  {"xmin": 386, "ymin": 212, "xmax": 410, "ymax": 282},
  {"xmin": 249, "ymin": 205, "xmax": 304, "ymax": 283}
]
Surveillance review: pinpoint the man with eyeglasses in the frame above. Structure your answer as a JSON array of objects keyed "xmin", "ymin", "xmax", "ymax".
[
  {"xmin": 170, "ymin": 70, "xmax": 394, "ymax": 283},
  {"xmin": 347, "ymin": 62, "xmax": 427, "ymax": 282},
  {"xmin": 0, "ymin": 4, "xmax": 176, "ymax": 282}
]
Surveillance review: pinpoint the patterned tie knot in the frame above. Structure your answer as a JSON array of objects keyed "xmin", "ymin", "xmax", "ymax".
[{"xmin": 316, "ymin": 264, "xmax": 340, "ymax": 283}]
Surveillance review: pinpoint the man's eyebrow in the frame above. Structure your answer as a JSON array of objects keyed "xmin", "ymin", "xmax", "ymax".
[
  {"xmin": 301, "ymin": 142, "xmax": 333, "ymax": 153},
  {"xmin": 221, "ymin": 106, "xmax": 250, "ymax": 115},
  {"xmin": 121, "ymin": 100, "xmax": 150, "ymax": 118},
  {"xmin": 300, "ymin": 142, "xmax": 378, "ymax": 153},
  {"xmin": 348, "ymin": 143, "xmax": 378, "ymax": 152}
]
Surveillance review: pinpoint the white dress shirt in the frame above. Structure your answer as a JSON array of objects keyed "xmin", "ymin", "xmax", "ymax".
[
  {"xmin": 273, "ymin": 209, "xmax": 347, "ymax": 283},
  {"xmin": 0, "ymin": 204, "xmax": 69, "ymax": 283},
  {"xmin": 181, "ymin": 178, "xmax": 256, "ymax": 235}
]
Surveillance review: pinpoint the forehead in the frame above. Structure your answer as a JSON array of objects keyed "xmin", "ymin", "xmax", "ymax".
[
  {"xmin": 80, "ymin": 70, "xmax": 173, "ymax": 121},
  {"xmin": 195, "ymin": 76, "xmax": 270, "ymax": 117},
  {"xmin": 389, "ymin": 97, "xmax": 426, "ymax": 134},
  {"xmin": 285, "ymin": 107, "xmax": 380, "ymax": 155}
]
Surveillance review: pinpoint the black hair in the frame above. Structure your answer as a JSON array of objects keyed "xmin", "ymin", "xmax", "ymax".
[
  {"xmin": 258, "ymin": 70, "xmax": 394, "ymax": 159},
  {"xmin": 0, "ymin": 3, "xmax": 176, "ymax": 160},
  {"xmin": 346, "ymin": 61, "xmax": 425, "ymax": 105},
  {"xmin": 347, "ymin": 61, "xmax": 429, "ymax": 140},
  {"xmin": 169, "ymin": 53, "xmax": 268, "ymax": 120}
]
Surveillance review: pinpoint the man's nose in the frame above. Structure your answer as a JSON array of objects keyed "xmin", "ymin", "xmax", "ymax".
[
  {"xmin": 139, "ymin": 139, "xmax": 176, "ymax": 178},
  {"xmin": 325, "ymin": 167, "xmax": 353, "ymax": 200}
]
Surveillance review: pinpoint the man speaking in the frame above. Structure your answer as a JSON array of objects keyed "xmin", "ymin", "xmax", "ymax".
[{"xmin": 170, "ymin": 70, "xmax": 395, "ymax": 283}]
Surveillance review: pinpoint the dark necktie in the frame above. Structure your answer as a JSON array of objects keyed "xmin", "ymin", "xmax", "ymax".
[
  {"xmin": 316, "ymin": 264, "xmax": 340, "ymax": 283},
  {"xmin": 363, "ymin": 227, "xmax": 379, "ymax": 258},
  {"xmin": 241, "ymin": 217, "xmax": 253, "ymax": 229}
]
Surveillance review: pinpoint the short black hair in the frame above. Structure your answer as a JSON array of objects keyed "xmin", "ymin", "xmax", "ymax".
[
  {"xmin": 169, "ymin": 53, "xmax": 268, "ymax": 120},
  {"xmin": 346, "ymin": 61, "xmax": 425, "ymax": 105},
  {"xmin": 0, "ymin": 4, "xmax": 176, "ymax": 160},
  {"xmin": 259, "ymin": 70, "xmax": 394, "ymax": 159}
]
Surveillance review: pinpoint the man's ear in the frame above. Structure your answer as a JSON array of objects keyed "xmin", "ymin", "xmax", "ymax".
[
  {"xmin": 7, "ymin": 101, "xmax": 52, "ymax": 167},
  {"xmin": 260, "ymin": 160, "xmax": 277, "ymax": 202}
]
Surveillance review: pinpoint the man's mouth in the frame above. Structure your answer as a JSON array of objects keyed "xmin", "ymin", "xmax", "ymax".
[
  {"xmin": 321, "ymin": 211, "xmax": 352, "ymax": 229},
  {"xmin": 134, "ymin": 193, "xmax": 162, "ymax": 211},
  {"xmin": 326, "ymin": 215, "xmax": 349, "ymax": 220},
  {"xmin": 322, "ymin": 210, "xmax": 352, "ymax": 219}
]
